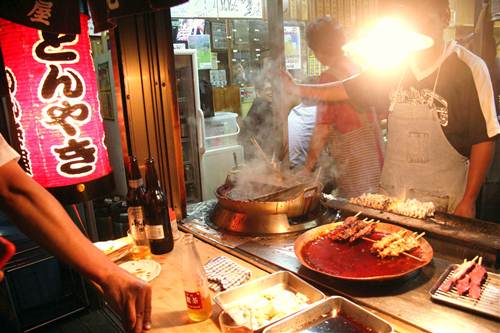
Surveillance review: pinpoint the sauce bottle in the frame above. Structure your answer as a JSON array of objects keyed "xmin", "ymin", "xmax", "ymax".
[{"xmin": 182, "ymin": 234, "xmax": 212, "ymax": 321}]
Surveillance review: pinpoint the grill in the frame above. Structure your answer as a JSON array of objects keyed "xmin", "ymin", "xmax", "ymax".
[{"xmin": 430, "ymin": 264, "xmax": 500, "ymax": 319}]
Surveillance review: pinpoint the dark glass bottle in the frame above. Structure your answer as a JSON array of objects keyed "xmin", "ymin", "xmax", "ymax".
[
  {"xmin": 126, "ymin": 156, "xmax": 146, "ymax": 240},
  {"xmin": 144, "ymin": 158, "xmax": 174, "ymax": 254}
]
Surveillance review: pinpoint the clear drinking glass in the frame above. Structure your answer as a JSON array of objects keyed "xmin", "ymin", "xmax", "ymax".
[
  {"xmin": 127, "ymin": 229, "xmax": 151, "ymax": 260},
  {"xmin": 218, "ymin": 311, "xmax": 252, "ymax": 333}
]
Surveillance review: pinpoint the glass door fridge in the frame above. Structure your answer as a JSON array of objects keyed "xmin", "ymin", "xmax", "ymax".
[{"xmin": 174, "ymin": 49, "xmax": 203, "ymax": 203}]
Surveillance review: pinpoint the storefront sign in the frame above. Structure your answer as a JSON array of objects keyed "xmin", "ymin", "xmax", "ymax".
[
  {"xmin": 188, "ymin": 34, "xmax": 212, "ymax": 70},
  {"xmin": 171, "ymin": 0, "xmax": 263, "ymax": 19},
  {"xmin": 0, "ymin": 14, "xmax": 112, "ymax": 191},
  {"xmin": 284, "ymin": 26, "xmax": 301, "ymax": 70}
]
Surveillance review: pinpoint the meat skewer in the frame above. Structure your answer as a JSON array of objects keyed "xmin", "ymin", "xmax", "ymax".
[
  {"xmin": 371, "ymin": 231, "xmax": 406, "ymax": 252},
  {"xmin": 468, "ymin": 257, "xmax": 487, "ymax": 299},
  {"xmin": 327, "ymin": 216, "xmax": 379, "ymax": 242},
  {"xmin": 440, "ymin": 256, "xmax": 478, "ymax": 292},
  {"xmin": 456, "ymin": 274, "xmax": 471, "ymax": 296},
  {"xmin": 348, "ymin": 220, "xmax": 377, "ymax": 243},
  {"xmin": 377, "ymin": 234, "xmax": 420, "ymax": 258},
  {"xmin": 362, "ymin": 236, "xmax": 423, "ymax": 262}
]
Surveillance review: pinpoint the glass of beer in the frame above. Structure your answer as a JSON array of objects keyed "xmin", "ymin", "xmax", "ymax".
[{"xmin": 127, "ymin": 229, "xmax": 151, "ymax": 260}]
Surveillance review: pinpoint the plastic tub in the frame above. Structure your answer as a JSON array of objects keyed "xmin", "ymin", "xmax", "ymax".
[{"xmin": 205, "ymin": 112, "xmax": 240, "ymax": 149}]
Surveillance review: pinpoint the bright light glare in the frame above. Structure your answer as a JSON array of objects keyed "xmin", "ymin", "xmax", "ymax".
[{"xmin": 342, "ymin": 18, "xmax": 434, "ymax": 71}]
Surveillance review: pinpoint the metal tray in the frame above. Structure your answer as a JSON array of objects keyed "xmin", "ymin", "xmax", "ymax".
[
  {"xmin": 263, "ymin": 296, "xmax": 395, "ymax": 333},
  {"xmin": 213, "ymin": 271, "xmax": 325, "ymax": 332},
  {"xmin": 430, "ymin": 264, "xmax": 500, "ymax": 319}
]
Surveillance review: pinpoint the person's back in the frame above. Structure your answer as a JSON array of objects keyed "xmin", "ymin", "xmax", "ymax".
[{"xmin": 305, "ymin": 16, "xmax": 384, "ymax": 198}]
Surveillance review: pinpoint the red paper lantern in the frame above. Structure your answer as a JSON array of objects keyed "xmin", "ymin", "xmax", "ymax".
[{"xmin": 0, "ymin": 14, "xmax": 113, "ymax": 203}]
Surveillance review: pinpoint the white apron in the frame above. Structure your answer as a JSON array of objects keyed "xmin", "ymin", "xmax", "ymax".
[{"xmin": 380, "ymin": 62, "xmax": 469, "ymax": 213}]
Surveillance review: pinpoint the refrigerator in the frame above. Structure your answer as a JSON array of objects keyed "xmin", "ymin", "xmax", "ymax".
[{"xmin": 174, "ymin": 49, "xmax": 244, "ymax": 202}]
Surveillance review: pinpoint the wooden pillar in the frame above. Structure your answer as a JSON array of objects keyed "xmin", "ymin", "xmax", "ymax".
[
  {"xmin": 113, "ymin": 10, "xmax": 186, "ymax": 217},
  {"xmin": 267, "ymin": 0, "xmax": 288, "ymax": 163}
]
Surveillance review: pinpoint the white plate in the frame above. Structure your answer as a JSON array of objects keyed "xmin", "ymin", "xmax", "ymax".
[{"xmin": 119, "ymin": 260, "xmax": 161, "ymax": 282}]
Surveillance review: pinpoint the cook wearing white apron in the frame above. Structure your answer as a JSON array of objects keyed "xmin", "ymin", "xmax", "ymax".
[
  {"xmin": 380, "ymin": 41, "xmax": 498, "ymax": 213},
  {"xmin": 380, "ymin": 66, "xmax": 468, "ymax": 212}
]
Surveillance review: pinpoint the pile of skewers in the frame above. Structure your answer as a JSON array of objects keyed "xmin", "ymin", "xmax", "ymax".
[
  {"xmin": 326, "ymin": 214, "xmax": 378, "ymax": 243},
  {"xmin": 439, "ymin": 256, "xmax": 487, "ymax": 299},
  {"xmin": 370, "ymin": 230, "xmax": 425, "ymax": 259},
  {"xmin": 326, "ymin": 213, "xmax": 425, "ymax": 261},
  {"xmin": 349, "ymin": 193, "xmax": 435, "ymax": 219}
]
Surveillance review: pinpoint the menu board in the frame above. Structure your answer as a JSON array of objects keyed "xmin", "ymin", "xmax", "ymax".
[{"xmin": 171, "ymin": 0, "xmax": 263, "ymax": 18}]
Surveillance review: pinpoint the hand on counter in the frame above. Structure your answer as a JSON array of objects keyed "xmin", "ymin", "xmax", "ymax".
[
  {"xmin": 102, "ymin": 266, "xmax": 152, "ymax": 333},
  {"xmin": 453, "ymin": 199, "xmax": 476, "ymax": 219}
]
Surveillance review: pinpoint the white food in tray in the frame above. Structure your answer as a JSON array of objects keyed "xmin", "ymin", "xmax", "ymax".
[{"xmin": 226, "ymin": 285, "xmax": 309, "ymax": 330}]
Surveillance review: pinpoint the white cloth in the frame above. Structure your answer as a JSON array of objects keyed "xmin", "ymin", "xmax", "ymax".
[
  {"xmin": 288, "ymin": 103, "xmax": 317, "ymax": 167},
  {"xmin": 0, "ymin": 133, "xmax": 20, "ymax": 167},
  {"xmin": 410, "ymin": 40, "xmax": 500, "ymax": 138}
]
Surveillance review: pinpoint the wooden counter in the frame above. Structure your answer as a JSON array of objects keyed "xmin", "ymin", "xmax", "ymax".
[
  {"xmin": 142, "ymin": 233, "xmax": 424, "ymax": 333},
  {"xmin": 147, "ymin": 235, "xmax": 267, "ymax": 332}
]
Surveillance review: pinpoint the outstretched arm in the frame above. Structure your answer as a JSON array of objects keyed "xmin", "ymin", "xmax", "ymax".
[
  {"xmin": 281, "ymin": 71, "xmax": 351, "ymax": 102},
  {"xmin": 305, "ymin": 123, "xmax": 331, "ymax": 172},
  {"xmin": 0, "ymin": 160, "xmax": 151, "ymax": 333},
  {"xmin": 454, "ymin": 140, "xmax": 495, "ymax": 218}
]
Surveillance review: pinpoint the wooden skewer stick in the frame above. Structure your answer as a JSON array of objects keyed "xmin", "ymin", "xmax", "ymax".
[
  {"xmin": 415, "ymin": 232, "xmax": 426, "ymax": 240},
  {"xmin": 354, "ymin": 211, "xmax": 362, "ymax": 218},
  {"xmin": 478, "ymin": 257, "xmax": 482, "ymax": 265},
  {"xmin": 314, "ymin": 167, "xmax": 322, "ymax": 183},
  {"xmin": 402, "ymin": 252, "xmax": 424, "ymax": 262},
  {"xmin": 362, "ymin": 237, "xmax": 376, "ymax": 243},
  {"xmin": 251, "ymin": 137, "xmax": 272, "ymax": 166}
]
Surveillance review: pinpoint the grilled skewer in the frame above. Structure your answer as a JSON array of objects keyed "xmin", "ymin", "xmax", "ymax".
[
  {"xmin": 468, "ymin": 257, "xmax": 487, "ymax": 299},
  {"xmin": 439, "ymin": 256, "xmax": 478, "ymax": 292},
  {"xmin": 362, "ymin": 236, "xmax": 423, "ymax": 262}
]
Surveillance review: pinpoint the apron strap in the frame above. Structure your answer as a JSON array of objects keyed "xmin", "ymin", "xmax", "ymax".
[
  {"xmin": 429, "ymin": 43, "xmax": 447, "ymax": 107},
  {"xmin": 389, "ymin": 65, "xmax": 408, "ymax": 112}
]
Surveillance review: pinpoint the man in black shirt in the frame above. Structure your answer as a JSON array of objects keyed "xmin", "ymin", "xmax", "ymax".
[{"xmin": 284, "ymin": 0, "xmax": 499, "ymax": 218}]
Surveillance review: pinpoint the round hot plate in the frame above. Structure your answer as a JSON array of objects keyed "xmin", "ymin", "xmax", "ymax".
[{"xmin": 294, "ymin": 222, "xmax": 433, "ymax": 281}]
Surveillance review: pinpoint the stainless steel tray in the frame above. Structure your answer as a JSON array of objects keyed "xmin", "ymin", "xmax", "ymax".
[
  {"xmin": 263, "ymin": 296, "xmax": 395, "ymax": 333},
  {"xmin": 430, "ymin": 264, "xmax": 500, "ymax": 319},
  {"xmin": 213, "ymin": 271, "xmax": 325, "ymax": 332}
]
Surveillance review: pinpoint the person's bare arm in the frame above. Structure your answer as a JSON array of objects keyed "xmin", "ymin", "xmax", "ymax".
[
  {"xmin": 305, "ymin": 124, "xmax": 331, "ymax": 172},
  {"xmin": 0, "ymin": 160, "xmax": 151, "ymax": 333},
  {"xmin": 454, "ymin": 140, "xmax": 495, "ymax": 218},
  {"xmin": 281, "ymin": 71, "xmax": 351, "ymax": 102}
]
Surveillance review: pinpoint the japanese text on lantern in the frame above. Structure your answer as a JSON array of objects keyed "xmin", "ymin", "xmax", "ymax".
[{"xmin": 34, "ymin": 31, "xmax": 97, "ymax": 178}]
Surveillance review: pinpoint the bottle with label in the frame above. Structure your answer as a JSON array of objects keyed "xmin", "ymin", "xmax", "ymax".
[
  {"xmin": 126, "ymin": 155, "xmax": 149, "ymax": 260},
  {"xmin": 144, "ymin": 158, "xmax": 174, "ymax": 255},
  {"xmin": 182, "ymin": 233, "xmax": 212, "ymax": 322}
]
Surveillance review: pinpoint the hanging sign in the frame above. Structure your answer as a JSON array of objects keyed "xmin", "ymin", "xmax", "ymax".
[{"xmin": 0, "ymin": 14, "xmax": 113, "ymax": 201}]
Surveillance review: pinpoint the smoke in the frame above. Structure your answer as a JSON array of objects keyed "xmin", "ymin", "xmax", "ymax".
[{"xmin": 232, "ymin": 27, "xmax": 384, "ymax": 201}]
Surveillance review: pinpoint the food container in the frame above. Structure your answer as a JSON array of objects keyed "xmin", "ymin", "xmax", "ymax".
[
  {"xmin": 205, "ymin": 112, "xmax": 240, "ymax": 149},
  {"xmin": 263, "ymin": 296, "xmax": 395, "ymax": 333},
  {"xmin": 430, "ymin": 264, "xmax": 499, "ymax": 319},
  {"xmin": 213, "ymin": 271, "xmax": 325, "ymax": 331}
]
